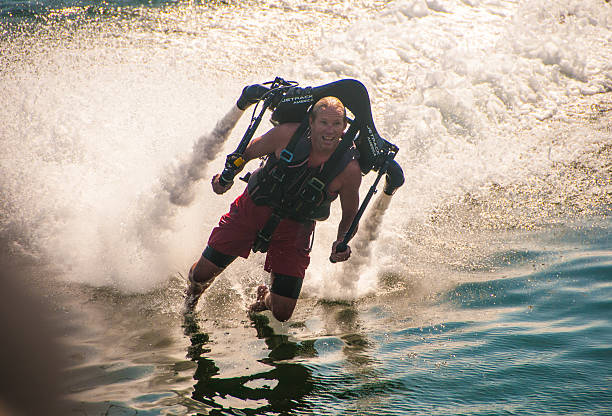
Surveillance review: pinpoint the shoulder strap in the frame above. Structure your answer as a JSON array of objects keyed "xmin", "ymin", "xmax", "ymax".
[
  {"xmin": 277, "ymin": 117, "xmax": 310, "ymax": 168},
  {"xmin": 261, "ymin": 117, "xmax": 310, "ymax": 187},
  {"xmin": 294, "ymin": 120, "xmax": 361, "ymax": 207},
  {"xmin": 316, "ymin": 120, "xmax": 361, "ymax": 184}
]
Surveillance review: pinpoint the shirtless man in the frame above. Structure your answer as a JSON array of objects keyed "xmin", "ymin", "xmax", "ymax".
[{"xmin": 185, "ymin": 96, "xmax": 361, "ymax": 322}]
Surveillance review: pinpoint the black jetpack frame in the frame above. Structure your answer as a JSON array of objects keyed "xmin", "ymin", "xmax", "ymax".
[{"xmin": 219, "ymin": 77, "xmax": 405, "ymax": 258}]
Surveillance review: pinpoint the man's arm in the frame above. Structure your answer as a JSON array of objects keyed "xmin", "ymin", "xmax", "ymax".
[
  {"xmin": 243, "ymin": 123, "xmax": 299, "ymax": 162},
  {"xmin": 212, "ymin": 123, "xmax": 298, "ymax": 194},
  {"xmin": 330, "ymin": 160, "xmax": 362, "ymax": 262}
]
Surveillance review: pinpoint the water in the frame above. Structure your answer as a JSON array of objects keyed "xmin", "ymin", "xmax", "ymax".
[{"xmin": 1, "ymin": 0, "xmax": 611, "ymax": 415}]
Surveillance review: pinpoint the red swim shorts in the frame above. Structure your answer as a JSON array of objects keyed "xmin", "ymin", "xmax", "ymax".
[{"xmin": 207, "ymin": 190, "xmax": 315, "ymax": 279}]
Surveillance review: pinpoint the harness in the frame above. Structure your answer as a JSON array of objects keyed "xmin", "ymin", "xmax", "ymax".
[
  {"xmin": 248, "ymin": 118, "xmax": 361, "ymax": 253},
  {"xmin": 221, "ymin": 78, "xmax": 404, "ymax": 255}
]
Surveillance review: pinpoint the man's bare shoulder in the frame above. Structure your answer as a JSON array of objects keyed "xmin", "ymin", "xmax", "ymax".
[
  {"xmin": 245, "ymin": 122, "xmax": 302, "ymax": 160},
  {"xmin": 344, "ymin": 159, "xmax": 362, "ymax": 176},
  {"xmin": 264, "ymin": 122, "xmax": 301, "ymax": 148},
  {"xmin": 272, "ymin": 122, "xmax": 301, "ymax": 136},
  {"xmin": 339, "ymin": 160, "xmax": 362, "ymax": 188}
]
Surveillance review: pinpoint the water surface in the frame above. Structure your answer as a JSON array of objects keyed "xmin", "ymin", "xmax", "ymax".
[{"xmin": 1, "ymin": 0, "xmax": 611, "ymax": 414}]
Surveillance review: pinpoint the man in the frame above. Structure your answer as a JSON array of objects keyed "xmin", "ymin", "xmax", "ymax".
[{"xmin": 185, "ymin": 96, "xmax": 361, "ymax": 322}]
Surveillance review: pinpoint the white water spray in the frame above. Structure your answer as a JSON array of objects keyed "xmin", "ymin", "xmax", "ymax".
[
  {"xmin": 318, "ymin": 192, "xmax": 394, "ymax": 299},
  {"xmin": 344, "ymin": 193, "xmax": 393, "ymax": 272},
  {"xmin": 135, "ymin": 106, "xmax": 244, "ymax": 252},
  {"xmin": 1, "ymin": 0, "xmax": 610, "ymax": 298},
  {"xmin": 166, "ymin": 107, "xmax": 244, "ymax": 207}
]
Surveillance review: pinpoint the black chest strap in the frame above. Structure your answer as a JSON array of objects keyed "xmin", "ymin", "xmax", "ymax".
[
  {"xmin": 290, "ymin": 120, "xmax": 359, "ymax": 213},
  {"xmin": 254, "ymin": 117, "xmax": 310, "ymax": 198}
]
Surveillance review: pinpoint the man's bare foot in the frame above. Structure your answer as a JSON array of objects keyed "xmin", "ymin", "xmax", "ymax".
[
  {"xmin": 248, "ymin": 285, "xmax": 269, "ymax": 313},
  {"xmin": 184, "ymin": 283, "xmax": 201, "ymax": 313},
  {"xmin": 184, "ymin": 263, "xmax": 204, "ymax": 313}
]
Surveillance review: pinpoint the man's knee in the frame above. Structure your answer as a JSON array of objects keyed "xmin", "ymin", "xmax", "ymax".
[
  {"xmin": 269, "ymin": 273, "xmax": 300, "ymax": 322},
  {"xmin": 271, "ymin": 309, "xmax": 293, "ymax": 322},
  {"xmin": 270, "ymin": 273, "xmax": 303, "ymax": 299},
  {"xmin": 192, "ymin": 246, "xmax": 235, "ymax": 284},
  {"xmin": 269, "ymin": 298, "xmax": 296, "ymax": 322},
  {"xmin": 202, "ymin": 245, "xmax": 236, "ymax": 269}
]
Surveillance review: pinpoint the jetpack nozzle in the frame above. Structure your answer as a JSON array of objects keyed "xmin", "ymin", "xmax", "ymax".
[
  {"xmin": 236, "ymin": 84, "xmax": 271, "ymax": 110},
  {"xmin": 383, "ymin": 159, "xmax": 404, "ymax": 195}
]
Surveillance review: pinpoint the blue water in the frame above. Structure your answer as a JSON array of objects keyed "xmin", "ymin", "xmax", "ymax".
[
  {"xmin": 1, "ymin": 0, "xmax": 175, "ymax": 18},
  {"xmin": 34, "ymin": 220, "xmax": 609, "ymax": 416},
  {"xmin": 299, "ymin": 222, "xmax": 612, "ymax": 415},
  {"xmin": 1, "ymin": 0, "xmax": 611, "ymax": 415}
]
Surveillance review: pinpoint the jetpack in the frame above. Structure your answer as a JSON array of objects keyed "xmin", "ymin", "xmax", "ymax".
[{"xmin": 218, "ymin": 77, "xmax": 405, "ymax": 256}]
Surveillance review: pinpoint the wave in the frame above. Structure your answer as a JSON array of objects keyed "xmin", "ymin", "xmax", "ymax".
[{"xmin": 1, "ymin": 0, "xmax": 610, "ymax": 296}]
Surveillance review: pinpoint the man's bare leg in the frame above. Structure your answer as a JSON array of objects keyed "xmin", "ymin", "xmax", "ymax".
[
  {"xmin": 184, "ymin": 255, "xmax": 224, "ymax": 312},
  {"xmin": 248, "ymin": 273, "xmax": 298, "ymax": 322}
]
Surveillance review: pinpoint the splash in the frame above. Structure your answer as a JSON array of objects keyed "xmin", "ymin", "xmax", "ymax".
[
  {"xmin": 135, "ymin": 106, "xmax": 244, "ymax": 252},
  {"xmin": 318, "ymin": 192, "xmax": 394, "ymax": 300},
  {"xmin": 344, "ymin": 193, "xmax": 393, "ymax": 272},
  {"xmin": 165, "ymin": 107, "xmax": 244, "ymax": 207},
  {"xmin": 2, "ymin": 0, "xmax": 610, "ymax": 298}
]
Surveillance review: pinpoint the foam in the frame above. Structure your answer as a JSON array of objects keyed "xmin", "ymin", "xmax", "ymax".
[{"xmin": 1, "ymin": 0, "xmax": 610, "ymax": 297}]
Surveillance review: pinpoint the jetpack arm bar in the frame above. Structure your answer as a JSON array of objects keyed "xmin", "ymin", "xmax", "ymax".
[
  {"xmin": 218, "ymin": 77, "xmax": 296, "ymax": 187},
  {"xmin": 330, "ymin": 145, "xmax": 402, "ymax": 263}
]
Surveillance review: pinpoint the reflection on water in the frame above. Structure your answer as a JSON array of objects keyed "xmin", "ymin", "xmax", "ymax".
[
  {"xmin": 180, "ymin": 299, "xmax": 381, "ymax": 415},
  {"xmin": 5, "ymin": 219, "xmax": 610, "ymax": 416},
  {"xmin": 183, "ymin": 313, "xmax": 315, "ymax": 415},
  {"xmin": 36, "ymin": 273, "xmax": 383, "ymax": 415}
]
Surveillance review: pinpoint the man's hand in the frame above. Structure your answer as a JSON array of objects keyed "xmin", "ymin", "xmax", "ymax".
[
  {"xmin": 211, "ymin": 174, "xmax": 233, "ymax": 195},
  {"xmin": 330, "ymin": 240, "xmax": 351, "ymax": 263}
]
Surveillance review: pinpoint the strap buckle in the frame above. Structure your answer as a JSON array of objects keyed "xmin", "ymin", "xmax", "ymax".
[
  {"xmin": 308, "ymin": 177, "xmax": 325, "ymax": 192},
  {"xmin": 279, "ymin": 149, "xmax": 294, "ymax": 163},
  {"xmin": 299, "ymin": 177, "xmax": 325, "ymax": 204},
  {"xmin": 252, "ymin": 213, "xmax": 282, "ymax": 253},
  {"xmin": 270, "ymin": 168, "xmax": 285, "ymax": 183}
]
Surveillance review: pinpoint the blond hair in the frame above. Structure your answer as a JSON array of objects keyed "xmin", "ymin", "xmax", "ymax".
[{"xmin": 310, "ymin": 96, "xmax": 346, "ymax": 120}]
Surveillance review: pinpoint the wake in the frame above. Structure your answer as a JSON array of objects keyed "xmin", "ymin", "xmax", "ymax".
[
  {"xmin": 336, "ymin": 192, "xmax": 393, "ymax": 294},
  {"xmin": 135, "ymin": 106, "xmax": 243, "ymax": 252}
]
